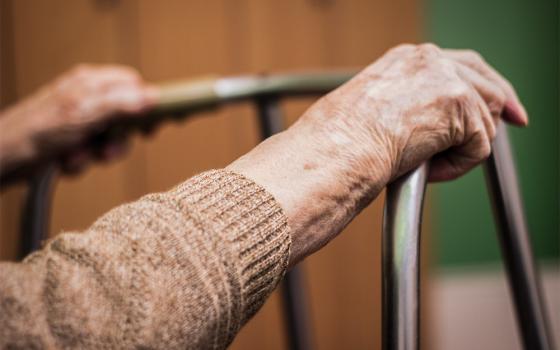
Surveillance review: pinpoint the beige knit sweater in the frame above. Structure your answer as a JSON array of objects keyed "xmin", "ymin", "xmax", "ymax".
[{"xmin": 0, "ymin": 170, "xmax": 291, "ymax": 349}]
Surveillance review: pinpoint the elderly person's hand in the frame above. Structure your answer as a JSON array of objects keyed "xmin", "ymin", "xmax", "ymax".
[
  {"xmin": 228, "ymin": 43, "xmax": 528, "ymax": 264},
  {"xmin": 0, "ymin": 64, "xmax": 156, "ymax": 178},
  {"xmin": 0, "ymin": 45, "xmax": 530, "ymax": 348},
  {"xmin": 311, "ymin": 44, "xmax": 527, "ymax": 182}
]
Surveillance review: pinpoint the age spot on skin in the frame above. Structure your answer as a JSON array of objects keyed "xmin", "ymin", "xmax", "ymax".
[{"xmin": 303, "ymin": 162, "xmax": 317, "ymax": 170}]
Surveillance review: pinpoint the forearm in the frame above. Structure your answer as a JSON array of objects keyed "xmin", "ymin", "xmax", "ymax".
[
  {"xmin": 227, "ymin": 100, "xmax": 392, "ymax": 265},
  {"xmin": 0, "ymin": 170, "xmax": 290, "ymax": 349},
  {"xmin": 227, "ymin": 43, "xmax": 530, "ymax": 264}
]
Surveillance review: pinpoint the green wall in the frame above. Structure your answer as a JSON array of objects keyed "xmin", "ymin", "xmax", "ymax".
[{"xmin": 428, "ymin": 0, "xmax": 559, "ymax": 267}]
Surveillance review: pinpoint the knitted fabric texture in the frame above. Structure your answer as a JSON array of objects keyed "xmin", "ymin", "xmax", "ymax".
[{"xmin": 0, "ymin": 169, "xmax": 291, "ymax": 349}]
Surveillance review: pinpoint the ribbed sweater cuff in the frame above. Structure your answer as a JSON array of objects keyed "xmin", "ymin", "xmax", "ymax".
[{"xmin": 169, "ymin": 169, "xmax": 291, "ymax": 319}]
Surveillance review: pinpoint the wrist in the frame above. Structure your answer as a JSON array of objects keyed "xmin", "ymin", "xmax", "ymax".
[
  {"xmin": 296, "ymin": 96, "xmax": 394, "ymax": 190},
  {"xmin": 227, "ymin": 106, "xmax": 392, "ymax": 265}
]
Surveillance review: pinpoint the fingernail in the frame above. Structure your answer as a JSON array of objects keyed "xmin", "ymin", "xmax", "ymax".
[{"xmin": 518, "ymin": 102, "xmax": 529, "ymax": 125}]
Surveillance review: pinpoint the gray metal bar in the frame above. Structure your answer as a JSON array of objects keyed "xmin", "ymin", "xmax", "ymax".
[
  {"xmin": 156, "ymin": 72, "xmax": 353, "ymax": 113},
  {"xmin": 256, "ymin": 96, "xmax": 315, "ymax": 350},
  {"xmin": 16, "ymin": 70, "xmax": 553, "ymax": 350},
  {"xmin": 18, "ymin": 72, "xmax": 354, "ymax": 259},
  {"xmin": 19, "ymin": 165, "xmax": 57, "ymax": 258},
  {"xmin": 382, "ymin": 163, "xmax": 429, "ymax": 350},
  {"xmin": 382, "ymin": 124, "xmax": 553, "ymax": 350},
  {"xmin": 483, "ymin": 123, "xmax": 554, "ymax": 350}
]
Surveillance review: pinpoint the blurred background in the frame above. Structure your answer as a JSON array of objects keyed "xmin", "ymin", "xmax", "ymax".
[{"xmin": 0, "ymin": 1, "xmax": 557, "ymax": 349}]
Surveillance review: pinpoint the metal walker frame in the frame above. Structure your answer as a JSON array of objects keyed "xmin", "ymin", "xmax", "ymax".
[{"xmin": 13, "ymin": 72, "xmax": 553, "ymax": 350}]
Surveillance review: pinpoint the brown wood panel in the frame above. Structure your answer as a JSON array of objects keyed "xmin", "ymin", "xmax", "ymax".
[
  {"xmin": 135, "ymin": 1, "xmax": 260, "ymax": 195},
  {"xmin": 0, "ymin": 0, "xmax": 22, "ymax": 260},
  {"xmin": 0, "ymin": 0, "xmax": 148, "ymax": 256},
  {"xmin": 0, "ymin": 0, "xmax": 17, "ymax": 107},
  {"xmin": 1, "ymin": 0, "xmax": 423, "ymax": 348}
]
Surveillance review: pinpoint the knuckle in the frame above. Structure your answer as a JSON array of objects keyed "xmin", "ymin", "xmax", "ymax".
[
  {"xmin": 397, "ymin": 43, "xmax": 416, "ymax": 50},
  {"xmin": 464, "ymin": 49, "xmax": 485, "ymax": 63},
  {"xmin": 488, "ymin": 99, "xmax": 505, "ymax": 116},
  {"xmin": 488, "ymin": 90, "xmax": 507, "ymax": 117},
  {"xmin": 409, "ymin": 43, "xmax": 443, "ymax": 66},
  {"xmin": 473, "ymin": 129, "xmax": 492, "ymax": 159},
  {"xmin": 397, "ymin": 43, "xmax": 444, "ymax": 73},
  {"xmin": 112, "ymin": 65, "xmax": 141, "ymax": 81},
  {"xmin": 496, "ymin": 89, "xmax": 507, "ymax": 105},
  {"xmin": 58, "ymin": 93, "xmax": 81, "ymax": 119},
  {"xmin": 417, "ymin": 42, "xmax": 441, "ymax": 54},
  {"xmin": 489, "ymin": 124, "xmax": 497, "ymax": 140},
  {"xmin": 444, "ymin": 85, "xmax": 476, "ymax": 139},
  {"xmin": 71, "ymin": 63, "xmax": 94, "ymax": 77},
  {"xmin": 124, "ymin": 68, "xmax": 142, "ymax": 82},
  {"xmin": 448, "ymin": 82, "xmax": 473, "ymax": 103},
  {"xmin": 397, "ymin": 43, "xmax": 415, "ymax": 50},
  {"xmin": 66, "ymin": 64, "xmax": 99, "ymax": 87},
  {"xmin": 388, "ymin": 43, "xmax": 416, "ymax": 55},
  {"xmin": 480, "ymin": 139, "xmax": 492, "ymax": 158}
]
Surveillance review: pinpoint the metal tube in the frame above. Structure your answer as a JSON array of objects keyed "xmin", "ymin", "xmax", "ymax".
[
  {"xmin": 382, "ymin": 163, "xmax": 429, "ymax": 350},
  {"xmin": 19, "ymin": 165, "xmax": 57, "ymax": 258},
  {"xmin": 17, "ymin": 72, "xmax": 354, "ymax": 259},
  {"xmin": 156, "ymin": 71, "xmax": 354, "ymax": 113},
  {"xmin": 281, "ymin": 266, "xmax": 315, "ymax": 350},
  {"xmin": 483, "ymin": 123, "xmax": 554, "ymax": 350},
  {"xmin": 256, "ymin": 97, "xmax": 315, "ymax": 350}
]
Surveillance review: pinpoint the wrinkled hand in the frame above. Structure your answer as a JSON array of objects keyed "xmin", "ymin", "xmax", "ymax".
[
  {"xmin": 301, "ymin": 43, "xmax": 528, "ymax": 183},
  {"xmin": 0, "ymin": 64, "xmax": 157, "ymax": 175},
  {"xmin": 229, "ymin": 44, "xmax": 529, "ymax": 263}
]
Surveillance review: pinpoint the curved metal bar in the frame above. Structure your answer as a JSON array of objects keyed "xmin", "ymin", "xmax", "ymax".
[
  {"xmin": 382, "ymin": 125, "xmax": 553, "ymax": 350},
  {"xmin": 19, "ymin": 71, "xmax": 355, "ymax": 258},
  {"xmin": 19, "ymin": 164, "xmax": 57, "ymax": 258},
  {"xmin": 19, "ymin": 72, "xmax": 351, "ymax": 350},
  {"xmin": 17, "ymin": 71, "xmax": 353, "ymax": 350},
  {"xmin": 382, "ymin": 163, "xmax": 429, "ymax": 350},
  {"xmin": 155, "ymin": 71, "xmax": 354, "ymax": 113},
  {"xmin": 483, "ymin": 123, "xmax": 554, "ymax": 350}
]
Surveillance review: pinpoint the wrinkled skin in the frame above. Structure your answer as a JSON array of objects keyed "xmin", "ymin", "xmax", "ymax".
[
  {"xmin": 305, "ymin": 43, "xmax": 527, "ymax": 183},
  {"xmin": 0, "ymin": 64, "xmax": 156, "ymax": 176},
  {"xmin": 0, "ymin": 44, "xmax": 528, "ymax": 266},
  {"xmin": 228, "ymin": 43, "xmax": 528, "ymax": 264}
]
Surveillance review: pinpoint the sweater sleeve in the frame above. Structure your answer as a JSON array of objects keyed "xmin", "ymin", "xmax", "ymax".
[{"xmin": 0, "ymin": 169, "xmax": 291, "ymax": 349}]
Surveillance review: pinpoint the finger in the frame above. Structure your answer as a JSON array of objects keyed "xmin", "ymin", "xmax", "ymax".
[
  {"xmin": 61, "ymin": 64, "xmax": 143, "ymax": 95},
  {"xmin": 429, "ymin": 99, "xmax": 492, "ymax": 182},
  {"xmin": 92, "ymin": 82, "xmax": 157, "ymax": 118},
  {"xmin": 454, "ymin": 63, "xmax": 506, "ymax": 119},
  {"xmin": 96, "ymin": 138, "xmax": 130, "ymax": 162},
  {"xmin": 93, "ymin": 68, "xmax": 147, "ymax": 96},
  {"xmin": 457, "ymin": 89, "xmax": 497, "ymax": 146},
  {"xmin": 445, "ymin": 49, "xmax": 528, "ymax": 126},
  {"xmin": 477, "ymin": 98, "xmax": 497, "ymax": 142},
  {"xmin": 59, "ymin": 148, "xmax": 92, "ymax": 175},
  {"xmin": 366, "ymin": 43, "xmax": 417, "ymax": 72},
  {"xmin": 139, "ymin": 118, "xmax": 162, "ymax": 137},
  {"xmin": 58, "ymin": 66, "xmax": 156, "ymax": 125},
  {"xmin": 429, "ymin": 128, "xmax": 490, "ymax": 181},
  {"xmin": 74, "ymin": 64, "xmax": 143, "ymax": 84},
  {"xmin": 96, "ymin": 65, "xmax": 143, "ymax": 83}
]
